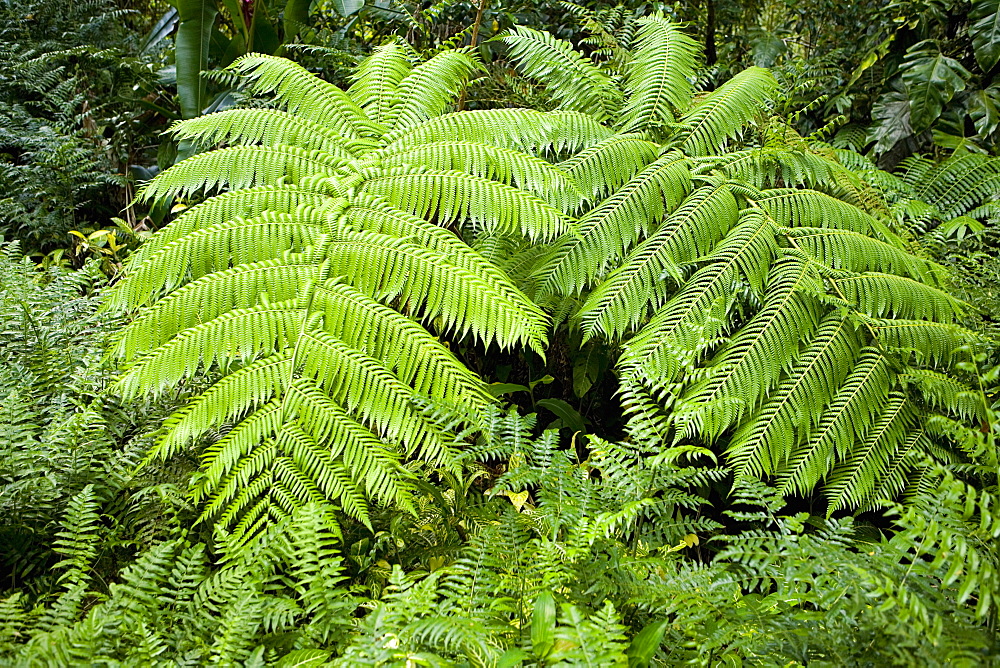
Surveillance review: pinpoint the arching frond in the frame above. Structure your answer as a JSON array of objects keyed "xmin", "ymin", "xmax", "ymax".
[
  {"xmin": 119, "ymin": 185, "xmax": 335, "ymax": 279},
  {"xmin": 533, "ymin": 152, "xmax": 692, "ymax": 295},
  {"xmin": 324, "ymin": 228, "xmax": 549, "ymax": 352},
  {"xmin": 618, "ymin": 211, "xmax": 778, "ymax": 381},
  {"xmin": 873, "ymin": 320, "xmax": 980, "ymax": 366},
  {"xmin": 900, "ymin": 368, "xmax": 985, "ymax": 422},
  {"xmin": 618, "ymin": 15, "xmax": 700, "ymax": 134},
  {"xmin": 727, "ymin": 314, "xmax": 861, "ymax": 477},
  {"xmin": 136, "ymin": 145, "xmax": 347, "ymax": 203},
  {"xmin": 229, "ymin": 53, "xmax": 381, "ymax": 138},
  {"xmin": 576, "ymin": 183, "xmax": 739, "ymax": 339},
  {"xmin": 501, "ymin": 26, "xmax": 618, "ymax": 121},
  {"xmin": 824, "ymin": 393, "xmax": 917, "ymax": 513},
  {"xmin": 168, "ymin": 109, "xmax": 357, "ymax": 158},
  {"xmin": 358, "ymin": 165, "xmax": 568, "ymax": 240},
  {"xmin": 348, "ymin": 40, "xmax": 416, "ymax": 124},
  {"xmin": 558, "ymin": 134, "xmax": 659, "ymax": 201},
  {"xmin": 376, "ymin": 140, "xmax": 583, "ymax": 211},
  {"xmin": 833, "ymin": 273, "xmax": 967, "ymax": 322},
  {"xmin": 775, "ymin": 350, "xmax": 891, "ymax": 497},
  {"xmin": 384, "ymin": 50, "xmax": 480, "ymax": 132},
  {"xmin": 785, "ymin": 227, "xmax": 945, "ymax": 283},
  {"xmin": 673, "ymin": 259, "xmax": 823, "ymax": 441},
  {"xmin": 757, "ymin": 188, "xmax": 898, "ymax": 239},
  {"xmin": 677, "ymin": 67, "xmax": 778, "ymax": 155},
  {"xmin": 384, "ymin": 109, "xmax": 613, "ymax": 154},
  {"xmin": 115, "ymin": 210, "xmax": 323, "ymax": 306}
]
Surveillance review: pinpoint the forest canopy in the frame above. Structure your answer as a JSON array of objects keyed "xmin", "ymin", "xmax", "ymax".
[{"xmin": 1, "ymin": 0, "xmax": 999, "ymax": 665}]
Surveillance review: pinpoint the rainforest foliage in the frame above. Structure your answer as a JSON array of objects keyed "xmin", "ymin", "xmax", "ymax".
[{"xmin": 2, "ymin": 1, "xmax": 1000, "ymax": 666}]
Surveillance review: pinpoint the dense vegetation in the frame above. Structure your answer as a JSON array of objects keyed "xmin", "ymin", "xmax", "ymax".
[{"xmin": 2, "ymin": 0, "xmax": 1000, "ymax": 665}]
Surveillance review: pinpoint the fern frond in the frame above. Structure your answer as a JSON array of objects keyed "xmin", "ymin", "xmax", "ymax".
[
  {"xmin": 834, "ymin": 273, "xmax": 967, "ymax": 322},
  {"xmin": 727, "ymin": 314, "xmax": 860, "ymax": 477},
  {"xmin": 376, "ymin": 140, "xmax": 583, "ymax": 211},
  {"xmin": 673, "ymin": 258, "xmax": 823, "ymax": 440},
  {"xmin": 114, "ymin": 211, "xmax": 322, "ymax": 306},
  {"xmin": 114, "ymin": 258, "xmax": 317, "ymax": 359},
  {"xmin": 619, "ymin": 212, "xmax": 778, "ymax": 380},
  {"xmin": 136, "ymin": 145, "xmax": 347, "ymax": 203},
  {"xmin": 618, "ymin": 15, "xmax": 700, "ymax": 134},
  {"xmin": 501, "ymin": 26, "xmax": 618, "ymax": 121},
  {"xmin": 385, "ymin": 108, "xmax": 613, "ymax": 154},
  {"xmin": 785, "ymin": 227, "xmax": 944, "ymax": 283},
  {"xmin": 757, "ymin": 188, "xmax": 896, "ymax": 238},
  {"xmin": 118, "ymin": 185, "xmax": 334, "ymax": 281},
  {"xmin": 114, "ymin": 300, "xmax": 302, "ymax": 399},
  {"xmin": 348, "ymin": 40, "xmax": 416, "ymax": 124},
  {"xmin": 327, "ymin": 228, "xmax": 549, "ymax": 352},
  {"xmin": 873, "ymin": 320, "xmax": 980, "ymax": 366},
  {"xmin": 825, "ymin": 393, "xmax": 916, "ymax": 512},
  {"xmin": 576, "ymin": 182, "xmax": 739, "ymax": 339},
  {"xmin": 168, "ymin": 109, "xmax": 357, "ymax": 158},
  {"xmin": 677, "ymin": 67, "xmax": 778, "ymax": 155},
  {"xmin": 384, "ymin": 50, "xmax": 480, "ymax": 132},
  {"xmin": 775, "ymin": 350, "xmax": 891, "ymax": 496},
  {"xmin": 557, "ymin": 134, "xmax": 659, "ymax": 200},
  {"xmin": 229, "ymin": 53, "xmax": 382, "ymax": 138},
  {"xmin": 358, "ymin": 165, "xmax": 568, "ymax": 240},
  {"xmin": 899, "ymin": 369, "xmax": 986, "ymax": 422},
  {"xmin": 533, "ymin": 152, "xmax": 692, "ymax": 295}
]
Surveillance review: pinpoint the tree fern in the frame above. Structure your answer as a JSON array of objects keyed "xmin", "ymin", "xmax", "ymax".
[
  {"xmin": 496, "ymin": 19, "xmax": 984, "ymax": 512},
  {"xmin": 111, "ymin": 49, "xmax": 609, "ymax": 544}
]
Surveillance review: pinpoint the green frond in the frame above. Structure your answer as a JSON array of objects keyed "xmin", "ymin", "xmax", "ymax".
[
  {"xmin": 344, "ymin": 195, "xmax": 546, "ymax": 316},
  {"xmin": 873, "ymin": 320, "xmax": 980, "ymax": 366},
  {"xmin": 677, "ymin": 67, "xmax": 778, "ymax": 155},
  {"xmin": 118, "ymin": 185, "xmax": 335, "ymax": 281},
  {"xmin": 228, "ymin": 53, "xmax": 381, "ymax": 139},
  {"xmin": 168, "ymin": 109, "xmax": 357, "ymax": 158},
  {"xmin": 899, "ymin": 368, "xmax": 986, "ymax": 422},
  {"xmin": 114, "ymin": 258, "xmax": 317, "ymax": 359},
  {"xmin": 618, "ymin": 15, "xmax": 701, "ymax": 134},
  {"xmin": 155, "ymin": 353, "xmax": 293, "ymax": 459},
  {"xmin": 312, "ymin": 280, "xmax": 493, "ymax": 413},
  {"xmin": 274, "ymin": 424, "xmax": 371, "ymax": 525},
  {"xmin": 909, "ymin": 153, "xmax": 1000, "ymax": 218},
  {"xmin": 775, "ymin": 350, "xmax": 891, "ymax": 496},
  {"xmin": 383, "ymin": 50, "xmax": 480, "ymax": 132},
  {"xmin": 114, "ymin": 300, "xmax": 302, "ymax": 400},
  {"xmin": 325, "ymin": 228, "xmax": 549, "ymax": 353},
  {"xmin": 673, "ymin": 258, "xmax": 823, "ymax": 441},
  {"xmin": 824, "ymin": 393, "xmax": 917, "ymax": 513},
  {"xmin": 297, "ymin": 330, "xmax": 458, "ymax": 468},
  {"xmin": 757, "ymin": 188, "xmax": 897, "ymax": 239},
  {"xmin": 785, "ymin": 227, "xmax": 944, "ymax": 284},
  {"xmin": 834, "ymin": 273, "xmax": 967, "ymax": 322},
  {"xmin": 557, "ymin": 134, "xmax": 659, "ymax": 201},
  {"xmin": 384, "ymin": 108, "xmax": 613, "ymax": 154},
  {"xmin": 358, "ymin": 165, "xmax": 568, "ymax": 240},
  {"xmin": 136, "ymin": 145, "xmax": 347, "ymax": 203},
  {"xmin": 501, "ymin": 26, "xmax": 618, "ymax": 121},
  {"xmin": 376, "ymin": 140, "xmax": 583, "ymax": 211},
  {"xmin": 348, "ymin": 40, "xmax": 415, "ymax": 124},
  {"xmin": 193, "ymin": 401, "xmax": 283, "ymax": 504},
  {"xmin": 283, "ymin": 381, "xmax": 414, "ymax": 509},
  {"xmin": 619, "ymin": 212, "xmax": 778, "ymax": 380},
  {"xmin": 533, "ymin": 152, "xmax": 692, "ymax": 296},
  {"xmin": 576, "ymin": 183, "xmax": 739, "ymax": 340},
  {"xmin": 114, "ymin": 211, "xmax": 322, "ymax": 307},
  {"xmin": 727, "ymin": 314, "xmax": 860, "ymax": 477}
]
